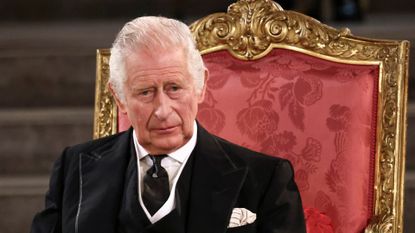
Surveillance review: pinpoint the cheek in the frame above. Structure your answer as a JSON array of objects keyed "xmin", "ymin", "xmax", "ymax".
[{"xmin": 126, "ymin": 102, "xmax": 151, "ymax": 126}]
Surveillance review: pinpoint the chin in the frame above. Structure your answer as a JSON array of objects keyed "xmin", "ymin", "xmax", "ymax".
[{"xmin": 153, "ymin": 139, "xmax": 184, "ymax": 153}]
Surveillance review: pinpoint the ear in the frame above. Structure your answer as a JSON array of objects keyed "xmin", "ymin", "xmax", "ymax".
[
  {"xmin": 108, "ymin": 83, "xmax": 128, "ymax": 115},
  {"xmin": 197, "ymin": 69, "xmax": 209, "ymax": 104}
]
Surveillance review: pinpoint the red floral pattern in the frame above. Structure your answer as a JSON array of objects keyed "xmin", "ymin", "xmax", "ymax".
[
  {"xmin": 260, "ymin": 131, "xmax": 321, "ymax": 192},
  {"xmin": 295, "ymin": 169, "xmax": 311, "ymax": 192},
  {"xmin": 293, "ymin": 75, "xmax": 323, "ymax": 106},
  {"xmin": 261, "ymin": 131, "xmax": 297, "ymax": 154},
  {"xmin": 198, "ymin": 105, "xmax": 225, "ymax": 134},
  {"xmin": 302, "ymin": 138, "xmax": 322, "ymax": 162},
  {"xmin": 326, "ymin": 105, "xmax": 352, "ymax": 132},
  {"xmin": 196, "ymin": 88, "xmax": 226, "ymax": 134},
  {"xmin": 236, "ymin": 100, "xmax": 279, "ymax": 142},
  {"xmin": 197, "ymin": 49, "xmax": 379, "ymax": 233},
  {"xmin": 278, "ymin": 75, "xmax": 323, "ymax": 130}
]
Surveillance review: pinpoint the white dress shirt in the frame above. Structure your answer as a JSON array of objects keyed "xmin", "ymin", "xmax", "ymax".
[{"xmin": 132, "ymin": 121, "xmax": 197, "ymax": 223}]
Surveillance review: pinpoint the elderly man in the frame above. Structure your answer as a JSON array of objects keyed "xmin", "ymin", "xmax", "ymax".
[{"xmin": 31, "ymin": 16, "xmax": 306, "ymax": 233}]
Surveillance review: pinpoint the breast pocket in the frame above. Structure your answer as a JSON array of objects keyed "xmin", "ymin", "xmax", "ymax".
[{"xmin": 226, "ymin": 222, "xmax": 256, "ymax": 233}]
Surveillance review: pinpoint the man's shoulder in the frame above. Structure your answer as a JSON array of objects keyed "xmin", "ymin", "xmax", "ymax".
[
  {"xmin": 209, "ymin": 133, "xmax": 295, "ymax": 189},
  {"xmin": 211, "ymin": 133, "xmax": 287, "ymax": 167},
  {"xmin": 65, "ymin": 129, "xmax": 131, "ymax": 156}
]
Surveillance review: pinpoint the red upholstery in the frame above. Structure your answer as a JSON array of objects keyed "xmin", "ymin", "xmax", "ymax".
[
  {"xmin": 117, "ymin": 48, "xmax": 379, "ymax": 233},
  {"xmin": 198, "ymin": 49, "xmax": 379, "ymax": 233}
]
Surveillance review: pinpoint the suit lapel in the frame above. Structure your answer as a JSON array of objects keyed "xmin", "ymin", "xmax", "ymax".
[
  {"xmin": 118, "ymin": 141, "xmax": 151, "ymax": 233},
  {"xmin": 187, "ymin": 126, "xmax": 248, "ymax": 233},
  {"xmin": 175, "ymin": 147, "xmax": 194, "ymax": 220},
  {"xmin": 76, "ymin": 129, "xmax": 133, "ymax": 233},
  {"xmin": 74, "ymin": 126, "xmax": 248, "ymax": 233}
]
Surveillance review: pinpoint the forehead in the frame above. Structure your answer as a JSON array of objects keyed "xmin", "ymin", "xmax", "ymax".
[{"xmin": 125, "ymin": 48, "xmax": 189, "ymax": 82}]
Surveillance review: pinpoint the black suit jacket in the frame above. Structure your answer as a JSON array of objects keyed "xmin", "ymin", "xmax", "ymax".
[{"xmin": 31, "ymin": 125, "xmax": 306, "ymax": 233}]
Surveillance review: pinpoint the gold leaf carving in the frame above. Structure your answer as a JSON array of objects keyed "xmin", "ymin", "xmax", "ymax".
[
  {"xmin": 93, "ymin": 49, "xmax": 117, "ymax": 139},
  {"xmin": 365, "ymin": 214, "xmax": 394, "ymax": 233},
  {"xmin": 190, "ymin": 0, "xmax": 350, "ymax": 60}
]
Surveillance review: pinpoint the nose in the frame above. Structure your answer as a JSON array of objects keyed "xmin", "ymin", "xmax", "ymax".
[{"xmin": 153, "ymin": 91, "xmax": 172, "ymax": 120}]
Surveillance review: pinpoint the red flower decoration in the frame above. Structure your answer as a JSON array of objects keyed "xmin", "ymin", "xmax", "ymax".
[
  {"xmin": 278, "ymin": 75, "xmax": 322, "ymax": 131},
  {"xmin": 293, "ymin": 75, "xmax": 323, "ymax": 106},
  {"xmin": 304, "ymin": 207, "xmax": 334, "ymax": 233},
  {"xmin": 236, "ymin": 100, "xmax": 279, "ymax": 143},
  {"xmin": 272, "ymin": 131, "xmax": 297, "ymax": 151},
  {"xmin": 301, "ymin": 138, "xmax": 322, "ymax": 162},
  {"xmin": 295, "ymin": 169, "xmax": 310, "ymax": 192},
  {"xmin": 197, "ymin": 107, "xmax": 225, "ymax": 134},
  {"xmin": 261, "ymin": 131, "xmax": 297, "ymax": 155},
  {"xmin": 326, "ymin": 105, "xmax": 352, "ymax": 132}
]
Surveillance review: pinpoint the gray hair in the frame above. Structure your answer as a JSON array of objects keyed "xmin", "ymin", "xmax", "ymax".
[{"xmin": 109, "ymin": 16, "xmax": 206, "ymax": 101}]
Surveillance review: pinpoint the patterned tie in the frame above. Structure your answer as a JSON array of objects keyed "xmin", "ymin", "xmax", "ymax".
[{"xmin": 142, "ymin": 154, "xmax": 170, "ymax": 215}]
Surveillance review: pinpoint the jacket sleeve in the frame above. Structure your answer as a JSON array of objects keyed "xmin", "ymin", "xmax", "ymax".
[
  {"xmin": 30, "ymin": 148, "xmax": 68, "ymax": 233},
  {"xmin": 257, "ymin": 159, "xmax": 306, "ymax": 233}
]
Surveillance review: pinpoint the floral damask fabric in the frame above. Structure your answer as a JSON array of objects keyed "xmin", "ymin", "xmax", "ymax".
[{"xmin": 197, "ymin": 49, "xmax": 379, "ymax": 233}]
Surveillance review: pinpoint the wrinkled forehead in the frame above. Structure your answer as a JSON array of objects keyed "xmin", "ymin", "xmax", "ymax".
[
  {"xmin": 127, "ymin": 46, "xmax": 187, "ymax": 67},
  {"xmin": 126, "ymin": 45, "xmax": 188, "ymax": 65},
  {"xmin": 125, "ymin": 38, "xmax": 189, "ymax": 58},
  {"xmin": 124, "ymin": 47, "xmax": 193, "ymax": 83}
]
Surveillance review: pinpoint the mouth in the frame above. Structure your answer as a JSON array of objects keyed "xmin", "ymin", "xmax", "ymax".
[{"xmin": 152, "ymin": 125, "xmax": 179, "ymax": 134}]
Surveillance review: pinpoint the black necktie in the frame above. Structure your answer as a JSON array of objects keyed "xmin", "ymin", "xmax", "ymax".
[{"xmin": 142, "ymin": 154, "xmax": 170, "ymax": 215}]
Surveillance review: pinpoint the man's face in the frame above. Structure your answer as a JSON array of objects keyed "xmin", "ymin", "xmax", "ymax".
[{"xmin": 113, "ymin": 48, "xmax": 206, "ymax": 154}]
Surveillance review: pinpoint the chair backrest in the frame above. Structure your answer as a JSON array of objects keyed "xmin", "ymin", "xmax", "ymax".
[{"xmin": 94, "ymin": 1, "xmax": 409, "ymax": 232}]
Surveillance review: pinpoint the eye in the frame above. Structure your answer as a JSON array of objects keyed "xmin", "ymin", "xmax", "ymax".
[
  {"xmin": 134, "ymin": 88, "xmax": 155, "ymax": 102},
  {"xmin": 166, "ymin": 84, "xmax": 182, "ymax": 93},
  {"xmin": 140, "ymin": 90, "xmax": 151, "ymax": 96},
  {"xmin": 165, "ymin": 84, "xmax": 184, "ymax": 98},
  {"xmin": 170, "ymin": 85, "xmax": 180, "ymax": 91}
]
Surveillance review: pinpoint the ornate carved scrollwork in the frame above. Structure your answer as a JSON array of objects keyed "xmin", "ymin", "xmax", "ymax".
[
  {"xmin": 190, "ymin": 1, "xmax": 409, "ymax": 232},
  {"xmin": 365, "ymin": 214, "xmax": 395, "ymax": 233},
  {"xmin": 190, "ymin": 0, "xmax": 350, "ymax": 59},
  {"xmin": 190, "ymin": 0, "xmax": 403, "ymax": 62}
]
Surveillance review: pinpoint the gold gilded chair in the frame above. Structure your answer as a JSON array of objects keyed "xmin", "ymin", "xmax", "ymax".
[{"xmin": 94, "ymin": 0, "xmax": 409, "ymax": 232}]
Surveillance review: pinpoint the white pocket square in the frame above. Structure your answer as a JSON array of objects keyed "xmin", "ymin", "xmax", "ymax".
[{"xmin": 228, "ymin": 208, "xmax": 256, "ymax": 228}]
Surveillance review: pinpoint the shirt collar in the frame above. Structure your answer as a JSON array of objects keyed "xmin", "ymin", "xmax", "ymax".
[{"xmin": 133, "ymin": 121, "xmax": 197, "ymax": 163}]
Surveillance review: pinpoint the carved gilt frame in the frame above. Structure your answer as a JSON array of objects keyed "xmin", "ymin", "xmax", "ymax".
[
  {"xmin": 93, "ymin": 1, "xmax": 409, "ymax": 232},
  {"xmin": 94, "ymin": 49, "xmax": 117, "ymax": 138}
]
